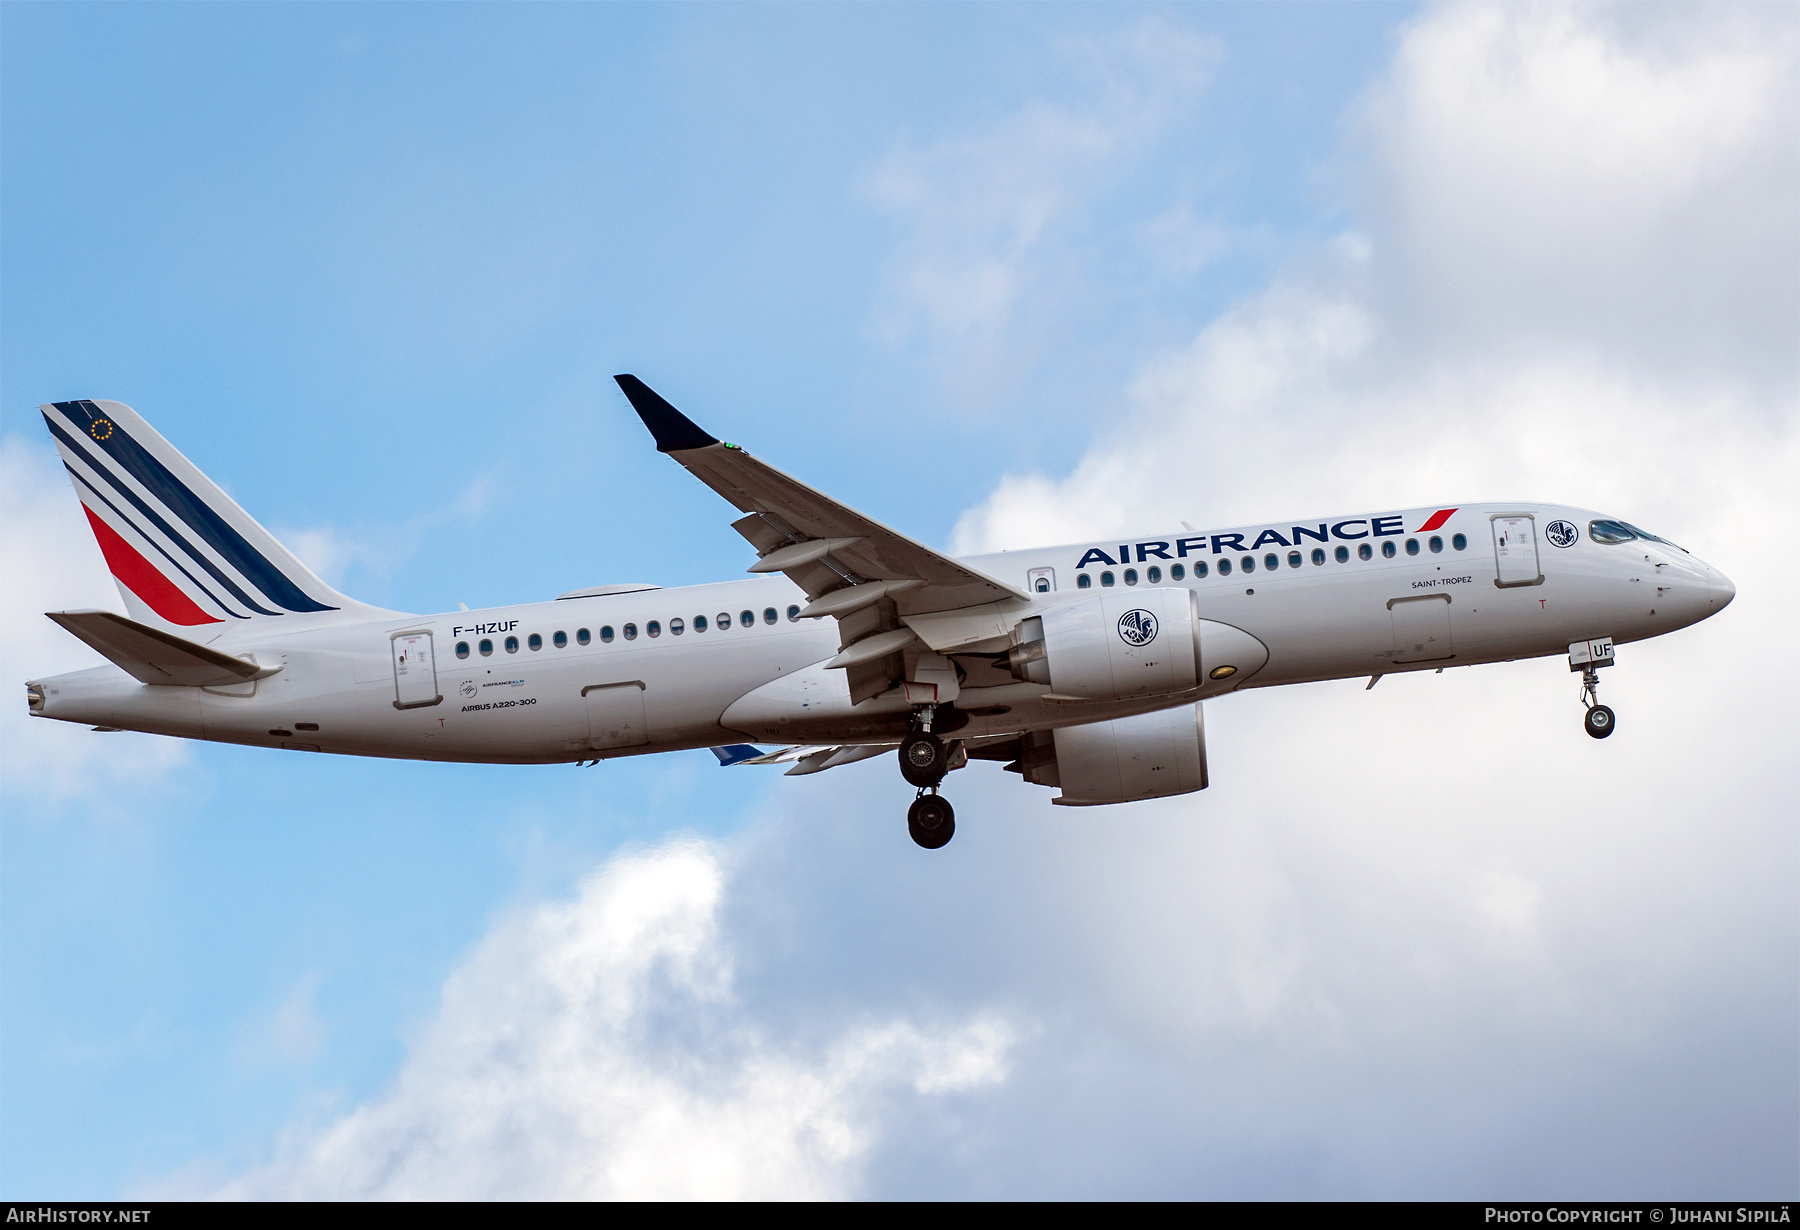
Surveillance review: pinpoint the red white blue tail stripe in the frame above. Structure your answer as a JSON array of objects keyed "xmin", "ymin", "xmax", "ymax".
[{"xmin": 43, "ymin": 399, "xmax": 345, "ymax": 627}]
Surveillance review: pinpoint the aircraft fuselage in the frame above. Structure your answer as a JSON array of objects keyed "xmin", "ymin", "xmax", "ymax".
[{"xmin": 29, "ymin": 502, "xmax": 1734, "ymax": 764}]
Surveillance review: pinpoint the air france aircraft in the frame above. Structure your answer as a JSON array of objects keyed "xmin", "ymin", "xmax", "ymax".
[{"xmin": 26, "ymin": 381, "xmax": 1735, "ymax": 848}]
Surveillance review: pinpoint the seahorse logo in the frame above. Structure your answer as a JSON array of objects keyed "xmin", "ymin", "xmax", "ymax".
[{"xmin": 1118, "ymin": 609, "xmax": 1159, "ymax": 647}]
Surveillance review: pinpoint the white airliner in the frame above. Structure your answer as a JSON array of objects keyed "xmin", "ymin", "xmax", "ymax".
[{"xmin": 27, "ymin": 381, "xmax": 1735, "ymax": 848}]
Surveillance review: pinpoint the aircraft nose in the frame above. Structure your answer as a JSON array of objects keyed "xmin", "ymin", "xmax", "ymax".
[{"xmin": 1711, "ymin": 570, "xmax": 1736, "ymax": 610}]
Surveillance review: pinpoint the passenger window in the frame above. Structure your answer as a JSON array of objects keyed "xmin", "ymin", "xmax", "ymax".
[
  {"xmin": 695, "ymin": 615, "xmax": 708, "ymax": 632},
  {"xmin": 1405, "ymin": 538, "xmax": 1420, "ymax": 556},
  {"xmin": 1219, "ymin": 558, "xmax": 1232, "ymax": 576},
  {"xmin": 577, "ymin": 628, "xmax": 592, "ymax": 646},
  {"xmin": 456, "ymin": 641, "xmax": 471, "ymax": 659},
  {"xmin": 1101, "ymin": 571, "xmax": 1115, "ymax": 587},
  {"xmin": 647, "ymin": 620, "xmax": 661, "ymax": 638},
  {"xmin": 504, "ymin": 635, "xmax": 519, "ymax": 653},
  {"xmin": 1148, "ymin": 566, "xmax": 1163, "ymax": 584},
  {"xmin": 528, "ymin": 633, "xmax": 543, "ymax": 651},
  {"xmin": 1358, "ymin": 543, "xmax": 1373, "ymax": 561},
  {"xmin": 1241, "ymin": 555, "xmax": 1256, "ymax": 573},
  {"xmin": 763, "ymin": 607, "xmax": 777, "ymax": 624},
  {"xmin": 1381, "ymin": 541, "xmax": 1397, "ymax": 558},
  {"xmin": 1429, "ymin": 536, "xmax": 1444, "ymax": 554},
  {"xmin": 624, "ymin": 624, "xmax": 638, "ymax": 640},
  {"xmin": 600, "ymin": 626, "xmax": 614, "ymax": 643},
  {"xmin": 671, "ymin": 618, "xmax": 685, "ymax": 636},
  {"xmin": 479, "ymin": 638, "xmax": 494, "ymax": 656},
  {"xmin": 1193, "ymin": 561, "xmax": 1208, "ymax": 578},
  {"xmin": 1452, "ymin": 533, "xmax": 1467, "ymax": 551},
  {"xmin": 787, "ymin": 605, "xmax": 801, "ymax": 621},
  {"xmin": 740, "ymin": 610, "xmax": 754, "ymax": 628},
  {"xmin": 1124, "ymin": 568, "xmax": 1138, "ymax": 586},
  {"xmin": 1312, "ymin": 548, "xmax": 1326, "ymax": 565},
  {"xmin": 1335, "ymin": 546, "xmax": 1349, "ymax": 563},
  {"xmin": 1264, "ymin": 553, "xmax": 1279, "ymax": 571},
  {"xmin": 717, "ymin": 612, "xmax": 731, "ymax": 630},
  {"xmin": 1287, "ymin": 551, "xmax": 1301, "ymax": 569},
  {"xmin": 1171, "ymin": 563, "xmax": 1185, "ymax": 581},
  {"xmin": 553, "ymin": 631, "xmax": 568, "ymax": 648},
  {"xmin": 1077, "ymin": 573, "xmax": 1092, "ymax": 589}
]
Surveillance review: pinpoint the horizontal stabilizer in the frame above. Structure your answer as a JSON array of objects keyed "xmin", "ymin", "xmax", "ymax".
[
  {"xmin": 785, "ymin": 743, "xmax": 895, "ymax": 776},
  {"xmin": 46, "ymin": 610, "xmax": 282, "ymax": 687},
  {"xmin": 709, "ymin": 744, "xmax": 763, "ymax": 767},
  {"xmin": 724, "ymin": 742, "xmax": 899, "ymax": 775}
]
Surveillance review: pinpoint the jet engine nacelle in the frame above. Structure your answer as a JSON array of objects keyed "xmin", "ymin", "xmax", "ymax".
[
  {"xmin": 1013, "ymin": 702, "xmax": 1210, "ymax": 806},
  {"xmin": 1009, "ymin": 589, "xmax": 1268, "ymax": 700}
]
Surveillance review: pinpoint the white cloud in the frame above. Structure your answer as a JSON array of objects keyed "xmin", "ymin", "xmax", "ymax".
[
  {"xmin": 1134, "ymin": 206, "xmax": 1240, "ymax": 281},
  {"xmin": 0, "ymin": 435, "xmax": 190, "ymax": 806},
  {"xmin": 1356, "ymin": 2, "xmax": 1799, "ymax": 382},
  {"xmin": 132, "ymin": 3, "xmax": 1799, "ymax": 1199},
  {"xmin": 271, "ymin": 474, "xmax": 496, "ymax": 592},
  {"xmin": 953, "ymin": 2, "xmax": 1799, "ymax": 553},
  {"xmin": 235, "ymin": 972, "xmax": 326, "ymax": 1070},
  {"xmin": 199, "ymin": 840, "xmax": 1016, "ymax": 1200},
  {"xmin": 900, "ymin": 2, "xmax": 1798, "ymax": 1194},
  {"xmin": 864, "ymin": 17, "xmax": 1218, "ymax": 391}
]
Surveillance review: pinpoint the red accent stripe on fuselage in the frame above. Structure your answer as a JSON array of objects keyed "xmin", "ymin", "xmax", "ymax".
[
  {"xmin": 1415, "ymin": 508, "xmax": 1458, "ymax": 533},
  {"xmin": 82, "ymin": 505, "xmax": 222, "ymax": 625}
]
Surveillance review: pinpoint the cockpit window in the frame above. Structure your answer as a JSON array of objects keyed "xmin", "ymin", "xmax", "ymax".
[
  {"xmin": 1620, "ymin": 521, "xmax": 1677, "ymax": 548},
  {"xmin": 1588, "ymin": 519, "xmax": 1637, "ymax": 545}
]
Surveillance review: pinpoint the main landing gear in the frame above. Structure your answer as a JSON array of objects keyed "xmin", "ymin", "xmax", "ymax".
[
  {"xmin": 908, "ymin": 790, "xmax": 955, "ymax": 849},
  {"xmin": 899, "ymin": 730, "xmax": 949, "ymax": 787},
  {"xmin": 900, "ymin": 705, "xmax": 957, "ymax": 848}
]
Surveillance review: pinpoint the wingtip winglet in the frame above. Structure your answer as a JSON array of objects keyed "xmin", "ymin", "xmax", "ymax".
[{"xmin": 613, "ymin": 375, "xmax": 720, "ymax": 453}]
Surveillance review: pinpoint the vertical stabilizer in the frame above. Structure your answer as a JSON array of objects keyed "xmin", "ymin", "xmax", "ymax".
[{"xmin": 42, "ymin": 399, "xmax": 377, "ymax": 634}]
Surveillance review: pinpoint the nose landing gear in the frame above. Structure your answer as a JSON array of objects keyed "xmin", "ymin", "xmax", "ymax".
[
  {"xmin": 1584, "ymin": 702, "xmax": 1616, "ymax": 739},
  {"xmin": 1571, "ymin": 638, "xmax": 1617, "ymax": 740}
]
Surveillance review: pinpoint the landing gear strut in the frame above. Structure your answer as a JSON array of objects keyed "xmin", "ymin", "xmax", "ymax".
[
  {"xmin": 1570, "ymin": 638, "xmax": 1617, "ymax": 740},
  {"xmin": 1577, "ymin": 663, "xmax": 1616, "ymax": 740},
  {"xmin": 908, "ymin": 789, "xmax": 955, "ymax": 849},
  {"xmin": 901, "ymin": 704, "xmax": 956, "ymax": 847}
]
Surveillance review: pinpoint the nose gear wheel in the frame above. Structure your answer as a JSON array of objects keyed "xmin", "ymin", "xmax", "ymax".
[
  {"xmin": 1577, "ymin": 663, "xmax": 1616, "ymax": 739},
  {"xmin": 1584, "ymin": 704, "xmax": 1616, "ymax": 739}
]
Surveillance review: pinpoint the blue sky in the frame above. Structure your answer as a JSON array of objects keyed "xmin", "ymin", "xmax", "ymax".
[{"xmin": 3, "ymin": 2, "xmax": 1795, "ymax": 1199}]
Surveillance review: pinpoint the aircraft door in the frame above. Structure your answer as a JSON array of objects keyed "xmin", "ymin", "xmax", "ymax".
[
  {"xmin": 584, "ymin": 682, "xmax": 648, "ymax": 750},
  {"xmin": 1491, "ymin": 515, "xmax": 1542, "ymax": 587},
  {"xmin": 1389, "ymin": 595, "xmax": 1454, "ymax": 662},
  {"xmin": 391, "ymin": 631, "xmax": 442, "ymax": 709},
  {"xmin": 1028, "ymin": 568, "xmax": 1055, "ymax": 594}
]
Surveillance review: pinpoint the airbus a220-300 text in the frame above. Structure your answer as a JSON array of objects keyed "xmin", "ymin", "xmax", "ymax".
[{"xmin": 26, "ymin": 380, "xmax": 1735, "ymax": 848}]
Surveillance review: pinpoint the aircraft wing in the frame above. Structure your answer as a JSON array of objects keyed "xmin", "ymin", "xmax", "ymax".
[{"xmin": 616, "ymin": 375, "xmax": 1030, "ymax": 703}]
